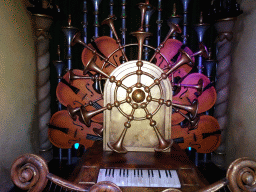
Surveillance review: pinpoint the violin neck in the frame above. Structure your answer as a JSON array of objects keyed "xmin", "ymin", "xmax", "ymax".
[
  {"xmin": 171, "ymin": 44, "xmax": 187, "ymax": 63},
  {"xmin": 91, "ymin": 40, "xmax": 107, "ymax": 59},
  {"xmin": 202, "ymin": 130, "xmax": 221, "ymax": 139},
  {"xmin": 173, "ymin": 137, "xmax": 184, "ymax": 144},
  {"xmin": 61, "ymin": 78, "xmax": 80, "ymax": 94},
  {"xmin": 91, "ymin": 101, "xmax": 102, "ymax": 110},
  {"xmin": 48, "ymin": 124, "xmax": 69, "ymax": 134},
  {"xmin": 86, "ymin": 134, "xmax": 103, "ymax": 141}
]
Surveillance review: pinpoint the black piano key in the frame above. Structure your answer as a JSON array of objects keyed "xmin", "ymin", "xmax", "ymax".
[
  {"xmin": 108, "ymin": 169, "xmax": 111, "ymax": 177},
  {"xmin": 158, "ymin": 170, "xmax": 161, "ymax": 178},
  {"xmin": 112, "ymin": 169, "xmax": 115, "ymax": 177},
  {"xmin": 148, "ymin": 169, "xmax": 150, "ymax": 177},
  {"xmin": 151, "ymin": 170, "xmax": 154, "ymax": 177},
  {"xmin": 137, "ymin": 169, "xmax": 139, "ymax": 177},
  {"xmin": 119, "ymin": 169, "xmax": 121, "ymax": 177},
  {"xmin": 134, "ymin": 169, "xmax": 136, "ymax": 177},
  {"xmin": 141, "ymin": 169, "xmax": 143, "ymax": 177},
  {"xmin": 165, "ymin": 170, "xmax": 168, "ymax": 177},
  {"xmin": 123, "ymin": 169, "xmax": 125, "ymax": 177},
  {"xmin": 127, "ymin": 169, "xmax": 129, "ymax": 177},
  {"xmin": 168, "ymin": 170, "xmax": 172, "ymax": 178},
  {"xmin": 105, "ymin": 169, "xmax": 108, "ymax": 177}
]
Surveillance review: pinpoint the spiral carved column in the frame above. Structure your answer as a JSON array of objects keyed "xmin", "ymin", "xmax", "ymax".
[
  {"xmin": 31, "ymin": 14, "xmax": 53, "ymax": 161},
  {"xmin": 212, "ymin": 17, "xmax": 236, "ymax": 168}
]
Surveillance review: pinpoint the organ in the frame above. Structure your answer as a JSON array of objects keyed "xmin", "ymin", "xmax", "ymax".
[{"xmin": 11, "ymin": 0, "xmax": 250, "ymax": 191}]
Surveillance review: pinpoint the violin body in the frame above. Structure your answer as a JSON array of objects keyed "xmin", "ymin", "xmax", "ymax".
[
  {"xmin": 172, "ymin": 73, "xmax": 217, "ymax": 125},
  {"xmin": 172, "ymin": 115, "xmax": 221, "ymax": 153},
  {"xmin": 56, "ymin": 69, "xmax": 103, "ymax": 123},
  {"xmin": 81, "ymin": 36, "xmax": 122, "ymax": 74},
  {"xmin": 156, "ymin": 39, "xmax": 195, "ymax": 81},
  {"xmin": 48, "ymin": 110, "xmax": 102, "ymax": 149}
]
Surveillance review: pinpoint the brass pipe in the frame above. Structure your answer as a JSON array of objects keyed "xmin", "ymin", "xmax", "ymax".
[
  {"xmin": 101, "ymin": 16, "xmax": 128, "ymax": 62},
  {"xmin": 71, "ymin": 32, "xmax": 117, "ymax": 67}
]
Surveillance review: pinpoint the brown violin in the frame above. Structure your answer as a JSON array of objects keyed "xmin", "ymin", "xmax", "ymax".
[
  {"xmin": 48, "ymin": 110, "xmax": 102, "ymax": 149},
  {"xmin": 81, "ymin": 36, "xmax": 123, "ymax": 75},
  {"xmin": 171, "ymin": 73, "xmax": 217, "ymax": 125},
  {"xmin": 171, "ymin": 115, "xmax": 221, "ymax": 153},
  {"xmin": 56, "ymin": 69, "xmax": 104, "ymax": 123}
]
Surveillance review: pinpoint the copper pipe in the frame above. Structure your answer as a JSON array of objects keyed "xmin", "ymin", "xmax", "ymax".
[
  {"xmin": 130, "ymin": 31, "xmax": 151, "ymax": 61},
  {"xmin": 83, "ymin": 55, "xmax": 110, "ymax": 78},
  {"xmin": 101, "ymin": 17, "xmax": 128, "ymax": 62},
  {"xmin": 165, "ymin": 49, "xmax": 193, "ymax": 76},
  {"xmin": 172, "ymin": 99, "xmax": 198, "ymax": 120},
  {"xmin": 71, "ymin": 32, "xmax": 117, "ymax": 67}
]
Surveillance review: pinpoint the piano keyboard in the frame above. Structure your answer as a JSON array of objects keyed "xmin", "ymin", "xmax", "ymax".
[{"xmin": 97, "ymin": 168, "xmax": 181, "ymax": 188}]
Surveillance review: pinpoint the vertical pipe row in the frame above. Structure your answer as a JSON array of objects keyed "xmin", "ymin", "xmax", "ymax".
[
  {"xmin": 109, "ymin": 0, "xmax": 114, "ymax": 38},
  {"xmin": 62, "ymin": 15, "xmax": 78, "ymax": 70},
  {"xmin": 62, "ymin": 16, "xmax": 78, "ymax": 164},
  {"xmin": 83, "ymin": 1, "xmax": 88, "ymax": 44},
  {"xmin": 156, "ymin": 0, "xmax": 162, "ymax": 47},
  {"xmin": 144, "ymin": 8, "xmax": 154, "ymax": 60},
  {"xmin": 194, "ymin": 13, "xmax": 210, "ymax": 164},
  {"xmin": 121, "ymin": 0, "xmax": 127, "ymax": 63},
  {"xmin": 53, "ymin": 45, "xmax": 65, "ymax": 162},
  {"xmin": 181, "ymin": 0, "xmax": 191, "ymax": 45},
  {"xmin": 92, "ymin": 0, "xmax": 102, "ymax": 38},
  {"xmin": 194, "ymin": 12, "xmax": 209, "ymax": 73}
]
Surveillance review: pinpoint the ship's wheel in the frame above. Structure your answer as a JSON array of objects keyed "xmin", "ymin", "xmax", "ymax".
[{"xmin": 48, "ymin": 2, "xmax": 220, "ymax": 154}]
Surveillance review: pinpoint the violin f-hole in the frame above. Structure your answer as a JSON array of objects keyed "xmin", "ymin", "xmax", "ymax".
[
  {"xmin": 158, "ymin": 55, "xmax": 165, "ymax": 67},
  {"xmin": 82, "ymin": 93, "xmax": 88, "ymax": 101},
  {"xmin": 73, "ymin": 121, "xmax": 85, "ymax": 131},
  {"xmin": 112, "ymin": 54, "xmax": 119, "ymax": 67},
  {"xmin": 85, "ymin": 83, "xmax": 94, "ymax": 97},
  {"xmin": 68, "ymin": 138, "xmax": 81, "ymax": 144},
  {"xmin": 179, "ymin": 88, "xmax": 188, "ymax": 99}
]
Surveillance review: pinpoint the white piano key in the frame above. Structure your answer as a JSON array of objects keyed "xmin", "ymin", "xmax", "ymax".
[
  {"xmin": 141, "ymin": 169, "xmax": 150, "ymax": 187},
  {"xmin": 105, "ymin": 169, "xmax": 112, "ymax": 183},
  {"xmin": 127, "ymin": 169, "xmax": 133, "ymax": 187},
  {"xmin": 137, "ymin": 169, "xmax": 144, "ymax": 187},
  {"xmin": 160, "ymin": 169, "xmax": 174, "ymax": 188},
  {"xmin": 167, "ymin": 169, "xmax": 175, "ymax": 188},
  {"xmin": 114, "ymin": 168, "xmax": 121, "ymax": 186},
  {"xmin": 159, "ymin": 170, "xmax": 166, "ymax": 187},
  {"xmin": 149, "ymin": 170, "xmax": 159, "ymax": 187},
  {"xmin": 170, "ymin": 170, "xmax": 181, "ymax": 188},
  {"xmin": 97, "ymin": 169, "xmax": 106, "ymax": 182},
  {"xmin": 119, "ymin": 169, "xmax": 128, "ymax": 186},
  {"xmin": 131, "ymin": 169, "xmax": 138, "ymax": 187}
]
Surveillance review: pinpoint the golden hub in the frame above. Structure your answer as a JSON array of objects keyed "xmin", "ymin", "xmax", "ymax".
[{"xmin": 132, "ymin": 89, "xmax": 146, "ymax": 103}]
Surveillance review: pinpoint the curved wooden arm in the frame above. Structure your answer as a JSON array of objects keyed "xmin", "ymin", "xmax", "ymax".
[
  {"xmin": 10, "ymin": 154, "xmax": 120, "ymax": 192},
  {"xmin": 196, "ymin": 157, "xmax": 256, "ymax": 192}
]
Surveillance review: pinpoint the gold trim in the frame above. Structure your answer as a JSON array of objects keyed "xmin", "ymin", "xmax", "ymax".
[
  {"xmin": 216, "ymin": 17, "xmax": 237, "ymax": 22},
  {"xmin": 32, "ymin": 13, "xmax": 53, "ymax": 19}
]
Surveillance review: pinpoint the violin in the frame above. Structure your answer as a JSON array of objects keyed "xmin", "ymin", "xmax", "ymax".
[
  {"xmin": 171, "ymin": 115, "xmax": 221, "ymax": 153},
  {"xmin": 48, "ymin": 110, "xmax": 102, "ymax": 149},
  {"xmin": 171, "ymin": 73, "xmax": 217, "ymax": 125},
  {"xmin": 155, "ymin": 39, "xmax": 195, "ymax": 81},
  {"xmin": 81, "ymin": 36, "xmax": 123, "ymax": 75},
  {"xmin": 56, "ymin": 69, "xmax": 104, "ymax": 123}
]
